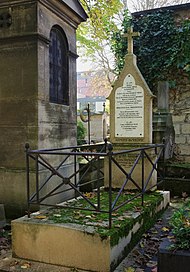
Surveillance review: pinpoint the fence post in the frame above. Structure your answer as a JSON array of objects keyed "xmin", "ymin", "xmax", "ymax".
[
  {"xmin": 104, "ymin": 138, "xmax": 108, "ymax": 152},
  {"xmin": 162, "ymin": 138, "xmax": 166, "ymax": 188},
  {"xmin": 141, "ymin": 150, "xmax": 145, "ymax": 206},
  {"xmin": 97, "ymin": 155, "xmax": 101, "ymax": 210},
  {"xmin": 74, "ymin": 148, "xmax": 77, "ymax": 199},
  {"xmin": 108, "ymin": 143, "xmax": 113, "ymax": 228},
  {"xmin": 35, "ymin": 154, "xmax": 39, "ymax": 203},
  {"xmin": 25, "ymin": 143, "xmax": 30, "ymax": 218}
]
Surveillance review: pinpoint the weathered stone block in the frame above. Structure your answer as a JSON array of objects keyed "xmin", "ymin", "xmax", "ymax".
[
  {"xmin": 181, "ymin": 123, "xmax": 190, "ymax": 134},
  {"xmin": 174, "ymin": 124, "xmax": 181, "ymax": 135},
  {"xmin": 172, "ymin": 114, "xmax": 185, "ymax": 123},
  {"xmin": 175, "ymin": 135, "xmax": 186, "ymax": 144},
  {"xmin": 178, "ymin": 144, "xmax": 190, "ymax": 156},
  {"xmin": 186, "ymin": 135, "xmax": 190, "ymax": 144}
]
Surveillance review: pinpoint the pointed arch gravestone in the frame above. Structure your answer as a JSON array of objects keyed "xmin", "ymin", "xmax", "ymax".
[{"xmin": 105, "ymin": 27, "xmax": 156, "ymax": 189}]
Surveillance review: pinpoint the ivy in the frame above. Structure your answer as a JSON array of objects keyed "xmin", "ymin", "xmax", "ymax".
[
  {"xmin": 77, "ymin": 121, "xmax": 86, "ymax": 145},
  {"xmin": 111, "ymin": 10, "xmax": 190, "ymax": 92}
]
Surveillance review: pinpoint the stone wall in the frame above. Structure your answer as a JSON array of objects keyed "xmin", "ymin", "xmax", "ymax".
[{"xmin": 169, "ymin": 73, "xmax": 190, "ymax": 162}]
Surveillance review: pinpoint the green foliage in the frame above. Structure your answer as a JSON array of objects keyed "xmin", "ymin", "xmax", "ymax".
[
  {"xmin": 170, "ymin": 200, "xmax": 190, "ymax": 250},
  {"xmin": 111, "ymin": 10, "xmax": 190, "ymax": 91},
  {"xmin": 77, "ymin": 121, "xmax": 86, "ymax": 145},
  {"xmin": 77, "ymin": 0, "xmax": 124, "ymax": 81}
]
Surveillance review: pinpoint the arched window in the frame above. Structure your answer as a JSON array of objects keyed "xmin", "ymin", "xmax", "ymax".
[{"xmin": 49, "ymin": 26, "xmax": 69, "ymax": 105}]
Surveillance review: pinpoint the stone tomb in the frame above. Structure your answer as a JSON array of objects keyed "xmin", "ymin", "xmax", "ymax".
[
  {"xmin": 12, "ymin": 191, "xmax": 170, "ymax": 272},
  {"xmin": 105, "ymin": 27, "xmax": 156, "ymax": 190}
]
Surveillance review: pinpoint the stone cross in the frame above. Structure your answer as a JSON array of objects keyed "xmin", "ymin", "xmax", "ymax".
[{"xmin": 123, "ymin": 26, "xmax": 140, "ymax": 54}]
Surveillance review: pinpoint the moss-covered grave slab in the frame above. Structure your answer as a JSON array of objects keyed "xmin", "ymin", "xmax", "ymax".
[{"xmin": 12, "ymin": 191, "xmax": 170, "ymax": 272}]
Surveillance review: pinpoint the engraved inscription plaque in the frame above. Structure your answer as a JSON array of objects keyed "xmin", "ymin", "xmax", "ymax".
[{"xmin": 115, "ymin": 74, "xmax": 144, "ymax": 138}]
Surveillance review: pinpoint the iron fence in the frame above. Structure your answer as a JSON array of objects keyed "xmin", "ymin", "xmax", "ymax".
[{"xmin": 25, "ymin": 140, "xmax": 165, "ymax": 228}]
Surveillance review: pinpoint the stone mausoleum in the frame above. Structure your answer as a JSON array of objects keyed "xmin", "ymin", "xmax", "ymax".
[{"xmin": 0, "ymin": 0, "xmax": 87, "ymax": 218}]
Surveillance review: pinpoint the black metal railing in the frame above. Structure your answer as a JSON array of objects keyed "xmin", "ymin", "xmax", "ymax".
[{"xmin": 25, "ymin": 140, "xmax": 165, "ymax": 228}]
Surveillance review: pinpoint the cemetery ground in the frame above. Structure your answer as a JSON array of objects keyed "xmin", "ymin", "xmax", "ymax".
[{"xmin": 0, "ymin": 195, "xmax": 188, "ymax": 272}]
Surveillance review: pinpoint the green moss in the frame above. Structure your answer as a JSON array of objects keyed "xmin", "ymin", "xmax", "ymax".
[
  {"xmin": 166, "ymin": 162, "xmax": 190, "ymax": 169},
  {"xmin": 33, "ymin": 191, "xmax": 165, "ymax": 247}
]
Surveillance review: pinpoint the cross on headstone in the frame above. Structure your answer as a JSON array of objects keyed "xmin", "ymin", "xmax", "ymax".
[
  {"xmin": 0, "ymin": 13, "xmax": 12, "ymax": 28},
  {"xmin": 123, "ymin": 26, "xmax": 140, "ymax": 54}
]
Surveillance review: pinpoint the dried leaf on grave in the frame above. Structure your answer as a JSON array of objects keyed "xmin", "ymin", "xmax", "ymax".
[
  {"xmin": 34, "ymin": 215, "xmax": 47, "ymax": 219},
  {"xmin": 118, "ymin": 216, "xmax": 125, "ymax": 221},
  {"xmin": 10, "ymin": 260, "xmax": 19, "ymax": 266},
  {"xmin": 85, "ymin": 215, "xmax": 92, "ymax": 219},
  {"xmin": 124, "ymin": 267, "xmax": 135, "ymax": 272},
  {"xmin": 184, "ymin": 219, "xmax": 190, "ymax": 226},
  {"xmin": 84, "ymin": 192, "xmax": 95, "ymax": 199},
  {"xmin": 112, "ymin": 213, "xmax": 118, "ymax": 217},
  {"xmin": 142, "ymin": 233, "xmax": 151, "ymax": 239},
  {"xmin": 162, "ymin": 227, "xmax": 169, "ymax": 232},
  {"xmin": 53, "ymin": 214, "xmax": 61, "ymax": 217},
  {"xmin": 20, "ymin": 262, "xmax": 31, "ymax": 269}
]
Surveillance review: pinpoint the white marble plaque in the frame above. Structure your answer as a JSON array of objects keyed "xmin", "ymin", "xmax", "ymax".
[{"xmin": 115, "ymin": 74, "xmax": 144, "ymax": 137}]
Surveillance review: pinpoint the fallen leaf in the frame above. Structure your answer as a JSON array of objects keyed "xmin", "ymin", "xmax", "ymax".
[
  {"xmin": 20, "ymin": 262, "xmax": 31, "ymax": 269},
  {"xmin": 151, "ymin": 230, "xmax": 158, "ymax": 234},
  {"xmin": 151, "ymin": 267, "xmax": 157, "ymax": 272},
  {"xmin": 10, "ymin": 260, "xmax": 19, "ymax": 266},
  {"xmin": 34, "ymin": 215, "xmax": 47, "ymax": 219},
  {"xmin": 146, "ymin": 261, "xmax": 157, "ymax": 268},
  {"xmin": 53, "ymin": 214, "xmax": 61, "ymax": 217},
  {"xmin": 150, "ymin": 237, "xmax": 160, "ymax": 242},
  {"xmin": 118, "ymin": 216, "xmax": 125, "ymax": 221},
  {"xmin": 112, "ymin": 213, "xmax": 118, "ymax": 217},
  {"xmin": 167, "ymin": 235, "xmax": 175, "ymax": 239},
  {"xmin": 85, "ymin": 215, "xmax": 92, "ymax": 219},
  {"xmin": 139, "ymin": 241, "xmax": 144, "ymax": 248},
  {"xmin": 162, "ymin": 227, "xmax": 169, "ymax": 232},
  {"xmin": 115, "ymin": 224, "xmax": 121, "ymax": 228},
  {"xmin": 84, "ymin": 192, "xmax": 95, "ymax": 199},
  {"xmin": 124, "ymin": 267, "xmax": 135, "ymax": 272},
  {"xmin": 136, "ymin": 269, "xmax": 144, "ymax": 272}
]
